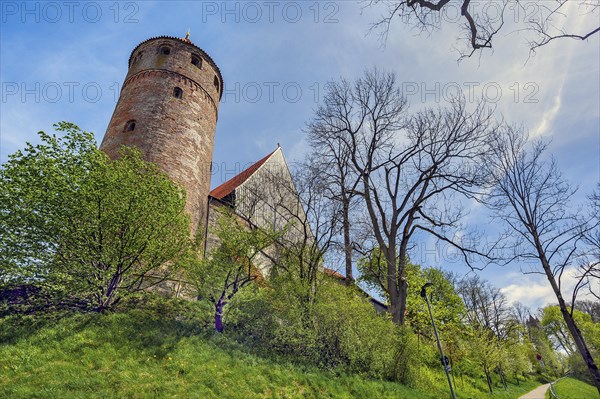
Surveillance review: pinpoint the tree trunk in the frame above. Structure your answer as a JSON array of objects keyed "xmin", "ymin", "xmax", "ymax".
[
  {"xmin": 95, "ymin": 271, "xmax": 122, "ymax": 312},
  {"xmin": 559, "ymin": 297, "xmax": 600, "ymax": 394},
  {"xmin": 537, "ymin": 245, "xmax": 600, "ymax": 394},
  {"xmin": 398, "ymin": 278, "xmax": 408, "ymax": 325},
  {"xmin": 342, "ymin": 200, "xmax": 353, "ymax": 285},
  {"xmin": 385, "ymin": 246, "xmax": 402, "ymax": 324},
  {"xmin": 484, "ymin": 364, "xmax": 493, "ymax": 393},
  {"xmin": 396, "ymin": 244, "xmax": 410, "ymax": 325},
  {"xmin": 387, "ymin": 266, "xmax": 408, "ymax": 325},
  {"xmin": 499, "ymin": 368, "xmax": 507, "ymax": 389},
  {"xmin": 214, "ymin": 299, "xmax": 226, "ymax": 333}
]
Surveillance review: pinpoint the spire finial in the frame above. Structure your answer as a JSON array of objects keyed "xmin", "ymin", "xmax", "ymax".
[{"xmin": 185, "ymin": 29, "xmax": 190, "ymax": 40}]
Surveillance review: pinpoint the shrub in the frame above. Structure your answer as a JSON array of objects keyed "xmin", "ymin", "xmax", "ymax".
[{"xmin": 228, "ymin": 275, "xmax": 423, "ymax": 384}]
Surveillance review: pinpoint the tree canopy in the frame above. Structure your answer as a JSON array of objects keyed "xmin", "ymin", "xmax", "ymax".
[{"xmin": 0, "ymin": 122, "xmax": 192, "ymax": 311}]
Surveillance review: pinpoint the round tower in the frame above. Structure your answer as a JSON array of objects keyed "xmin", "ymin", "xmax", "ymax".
[{"xmin": 100, "ymin": 35, "xmax": 223, "ymax": 235}]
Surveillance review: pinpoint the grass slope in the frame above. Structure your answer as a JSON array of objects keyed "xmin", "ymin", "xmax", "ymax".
[
  {"xmin": 549, "ymin": 377, "xmax": 599, "ymax": 399},
  {"xmin": 0, "ymin": 303, "xmax": 540, "ymax": 399}
]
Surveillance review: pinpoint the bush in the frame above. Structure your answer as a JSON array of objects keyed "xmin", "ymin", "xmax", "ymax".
[
  {"xmin": 228, "ymin": 275, "xmax": 423, "ymax": 384},
  {"xmin": 388, "ymin": 326, "xmax": 422, "ymax": 386}
]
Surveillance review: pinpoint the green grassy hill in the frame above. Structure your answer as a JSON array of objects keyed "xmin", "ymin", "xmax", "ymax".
[
  {"xmin": 0, "ymin": 299, "xmax": 541, "ymax": 399},
  {"xmin": 548, "ymin": 377, "xmax": 599, "ymax": 399}
]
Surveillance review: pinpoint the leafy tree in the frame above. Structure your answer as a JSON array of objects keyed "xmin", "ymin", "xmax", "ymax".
[
  {"xmin": 541, "ymin": 305, "xmax": 578, "ymax": 355},
  {"xmin": 542, "ymin": 305, "xmax": 600, "ymax": 383},
  {"xmin": 409, "ymin": 267, "xmax": 465, "ymax": 337},
  {"xmin": 542, "ymin": 305, "xmax": 599, "ymax": 357},
  {"xmin": 463, "ymin": 326, "xmax": 504, "ymax": 393},
  {"xmin": 187, "ymin": 207, "xmax": 278, "ymax": 332},
  {"xmin": 525, "ymin": 315, "xmax": 563, "ymax": 376},
  {"xmin": 0, "ymin": 122, "xmax": 192, "ymax": 311},
  {"xmin": 359, "ymin": 253, "xmax": 465, "ymax": 338}
]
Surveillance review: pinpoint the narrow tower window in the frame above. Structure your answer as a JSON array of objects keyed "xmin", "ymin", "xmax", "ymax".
[
  {"xmin": 191, "ymin": 54, "xmax": 202, "ymax": 68},
  {"xmin": 132, "ymin": 51, "xmax": 144, "ymax": 65},
  {"xmin": 173, "ymin": 87, "xmax": 183, "ymax": 99},
  {"xmin": 159, "ymin": 46, "xmax": 171, "ymax": 55},
  {"xmin": 124, "ymin": 120, "xmax": 136, "ymax": 132},
  {"xmin": 213, "ymin": 76, "xmax": 219, "ymax": 92}
]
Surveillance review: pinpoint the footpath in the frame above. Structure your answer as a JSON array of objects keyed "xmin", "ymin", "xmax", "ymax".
[{"xmin": 518, "ymin": 383, "xmax": 551, "ymax": 399}]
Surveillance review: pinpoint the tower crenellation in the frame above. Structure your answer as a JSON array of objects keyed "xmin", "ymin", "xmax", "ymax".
[{"xmin": 100, "ymin": 35, "xmax": 223, "ymax": 235}]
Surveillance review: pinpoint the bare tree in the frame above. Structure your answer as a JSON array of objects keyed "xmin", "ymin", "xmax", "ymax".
[
  {"xmin": 458, "ymin": 276, "xmax": 511, "ymax": 337},
  {"xmin": 367, "ymin": 0, "xmax": 599, "ymax": 58},
  {"xmin": 577, "ymin": 299, "xmax": 600, "ymax": 323},
  {"xmin": 510, "ymin": 301, "xmax": 532, "ymax": 327},
  {"xmin": 307, "ymin": 69, "xmax": 497, "ymax": 324},
  {"xmin": 280, "ymin": 159, "xmax": 341, "ymax": 290},
  {"xmin": 576, "ymin": 184, "xmax": 600, "ymax": 303},
  {"xmin": 307, "ymin": 105, "xmax": 362, "ymax": 284},
  {"xmin": 527, "ymin": 1, "xmax": 600, "ymax": 51},
  {"xmin": 458, "ymin": 275, "xmax": 530, "ymax": 390},
  {"xmin": 240, "ymin": 156, "xmax": 340, "ymax": 296},
  {"xmin": 485, "ymin": 126, "xmax": 600, "ymax": 393}
]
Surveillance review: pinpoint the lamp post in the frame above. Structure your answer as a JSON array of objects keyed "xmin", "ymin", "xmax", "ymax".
[{"xmin": 421, "ymin": 282, "xmax": 457, "ymax": 399}]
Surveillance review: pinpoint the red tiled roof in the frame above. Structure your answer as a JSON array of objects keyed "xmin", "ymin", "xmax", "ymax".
[
  {"xmin": 323, "ymin": 267, "xmax": 345, "ymax": 280},
  {"xmin": 209, "ymin": 150, "xmax": 276, "ymax": 200}
]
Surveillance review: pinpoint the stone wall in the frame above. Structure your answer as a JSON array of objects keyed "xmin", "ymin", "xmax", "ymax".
[{"xmin": 100, "ymin": 36, "xmax": 222, "ymax": 236}]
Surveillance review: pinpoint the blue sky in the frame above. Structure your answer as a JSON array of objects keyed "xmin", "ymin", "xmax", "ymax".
[{"xmin": 1, "ymin": 1, "xmax": 598, "ymax": 312}]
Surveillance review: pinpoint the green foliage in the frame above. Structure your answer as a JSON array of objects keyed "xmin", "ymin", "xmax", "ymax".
[
  {"xmin": 527, "ymin": 317, "xmax": 564, "ymax": 376},
  {"xmin": 184, "ymin": 207, "xmax": 279, "ymax": 331},
  {"xmin": 0, "ymin": 122, "xmax": 192, "ymax": 311},
  {"xmin": 541, "ymin": 306, "xmax": 577, "ymax": 355},
  {"xmin": 404, "ymin": 265, "xmax": 465, "ymax": 340},
  {"xmin": 230, "ymin": 274, "xmax": 423, "ymax": 384},
  {"xmin": 541, "ymin": 304, "xmax": 599, "ymax": 382},
  {"xmin": 356, "ymin": 246, "xmax": 388, "ymax": 300},
  {"xmin": 357, "ymin": 251, "xmax": 465, "ymax": 333},
  {"xmin": 188, "ymin": 208, "xmax": 277, "ymax": 298}
]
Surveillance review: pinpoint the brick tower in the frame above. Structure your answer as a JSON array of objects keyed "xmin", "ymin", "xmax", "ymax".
[{"xmin": 100, "ymin": 34, "xmax": 223, "ymax": 235}]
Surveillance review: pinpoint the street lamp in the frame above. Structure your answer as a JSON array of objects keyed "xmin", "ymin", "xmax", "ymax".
[{"xmin": 421, "ymin": 282, "xmax": 457, "ymax": 399}]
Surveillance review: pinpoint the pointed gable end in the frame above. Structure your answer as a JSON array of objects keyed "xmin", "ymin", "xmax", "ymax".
[{"xmin": 209, "ymin": 149, "xmax": 277, "ymax": 200}]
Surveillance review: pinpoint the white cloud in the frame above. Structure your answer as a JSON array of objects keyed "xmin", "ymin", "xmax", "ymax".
[{"xmin": 500, "ymin": 267, "xmax": 596, "ymax": 311}]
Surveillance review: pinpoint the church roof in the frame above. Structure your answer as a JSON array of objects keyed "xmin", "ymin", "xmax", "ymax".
[
  {"xmin": 209, "ymin": 149, "xmax": 278, "ymax": 200},
  {"xmin": 323, "ymin": 267, "xmax": 345, "ymax": 280}
]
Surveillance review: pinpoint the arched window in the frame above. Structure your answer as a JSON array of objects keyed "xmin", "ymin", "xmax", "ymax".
[
  {"xmin": 124, "ymin": 120, "xmax": 136, "ymax": 132},
  {"xmin": 173, "ymin": 87, "xmax": 183, "ymax": 99},
  {"xmin": 213, "ymin": 76, "xmax": 219, "ymax": 92},
  {"xmin": 159, "ymin": 46, "xmax": 171, "ymax": 55},
  {"xmin": 191, "ymin": 54, "xmax": 202, "ymax": 68}
]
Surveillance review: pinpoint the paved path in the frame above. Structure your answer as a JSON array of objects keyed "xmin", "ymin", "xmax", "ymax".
[{"xmin": 519, "ymin": 383, "xmax": 551, "ymax": 399}]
